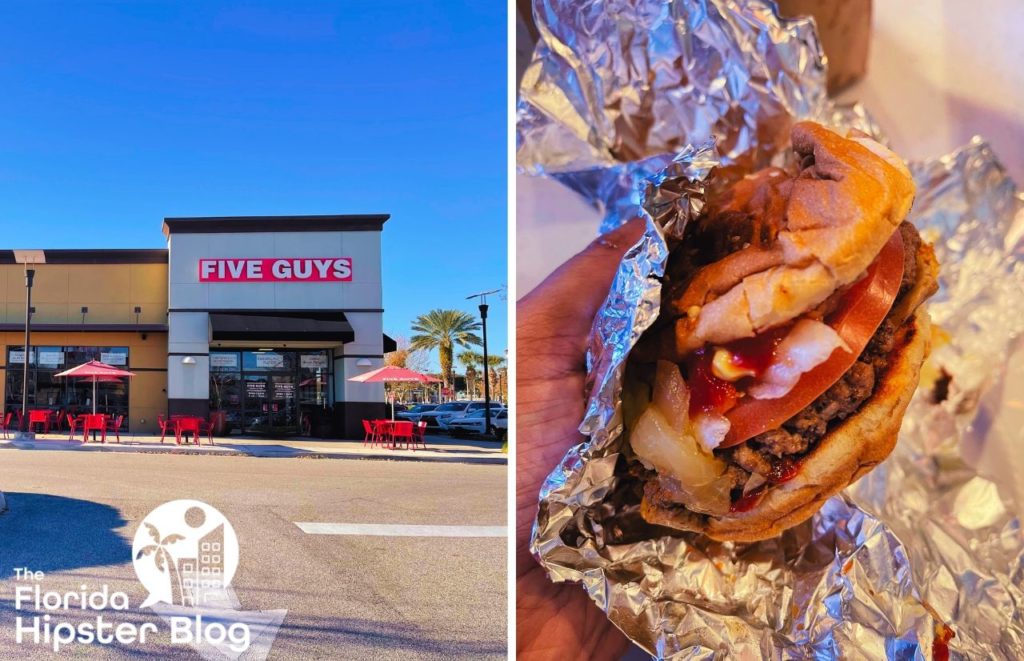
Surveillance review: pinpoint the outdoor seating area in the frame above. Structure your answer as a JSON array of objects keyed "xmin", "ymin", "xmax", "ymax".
[
  {"xmin": 2, "ymin": 409, "xmax": 128, "ymax": 443},
  {"xmin": 362, "ymin": 419, "xmax": 428, "ymax": 451},
  {"xmin": 157, "ymin": 414, "xmax": 214, "ymax": 446},
  {"xmin": 3, "ymin": 409, "xmax": 215, "ymax": 446}
]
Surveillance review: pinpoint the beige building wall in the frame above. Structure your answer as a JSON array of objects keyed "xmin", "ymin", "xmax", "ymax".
[
  {"xmin": 0, "ymin": 263, "xmax": 167, "ymax": 325},
  {"xmin": 0, "ymin": 261, "xmax": 169, "ymax": 434}
]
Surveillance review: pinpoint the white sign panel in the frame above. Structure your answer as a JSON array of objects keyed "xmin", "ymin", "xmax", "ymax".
[
  {"xmin": 38, "ymin": 351, "xmax": 64, "ymax": 366},
  {"xmin": 300, "ymin": 354, "xmax": 328, "ymax": 369},
  {"xmin": 101, "ymin": 352, "xmax": 127, "ymax": 366},
  {"xmin": 211, "ymin": 354, "xmax": 239, "ymax": 368},
  {"xmin": 255, "ymin": 353, "xmax": 284, "ymax": 368},
  {"xmin": 9, "ymin": 350, "xmax": 25, "ymax": 364}
]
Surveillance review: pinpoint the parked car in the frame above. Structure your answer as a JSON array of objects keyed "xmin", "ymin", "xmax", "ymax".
[
  {"xmin": 447, "ymin": 408, "xmax": 507, "ymax": 439},
  {"xmin": 396, "ymin": 403, "xmax": 439, "ymax": 423},
  {"xmin": 491, "ymin": 409, "xmax": 508, "ymax": 440},
  {"xmin": 440, "ymin": 401, "xmax": 505, "ymax": 430},
  {"xmin": 420, "ymin": 401, "xmax": 504, "ymax": 430}
]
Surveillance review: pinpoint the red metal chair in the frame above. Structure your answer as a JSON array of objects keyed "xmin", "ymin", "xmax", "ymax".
[
  {"xmin": 28, "ymin": 409, "xmax": 50, "ymax": 434},
  {"xmin": 15, "ymin": 409, "xmax": 23, "ymax": 431},
  {"xmin": 66, "ymin": 414, "xmax": 82, "ymax": 442},
  {"xmin": 106, "ymin": 415, "xmax": 124, "ymax": 443},
  {"xmin": 82, "ymin": 414, "xmax": 107, "ymax": 443},
  {"xmin": 157, "ymin": 414, "xmax": 173, "ymax": 443},
  {"xmin": 362, "ymin": 419, "xmax": 378, "ymax": 447},
  {"xmin": 196, "ymin": 417, "xmax": 214, "ymax": 445},
  {"xmin": 391, "ymin": 421, "xmax": 414, "ymax": 449},
  {"xmin": 373, "ymin": 420, "xmax": 395, "ymax": 448},
  {"xmin": 176, "ymin": 417, "xmax": 201, "ymax": 445},
  {"xmin": 410, "ymin": 421, "xmax": 428, "ymax": 450},
  {"xmin": 0, "ymin": 412, "xmax": 12, "ymax": 439}
]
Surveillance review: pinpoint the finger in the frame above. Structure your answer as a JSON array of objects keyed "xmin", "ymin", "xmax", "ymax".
[{"xmin": 518, "ymin": 218, "xmax": 646, "ymax": 348}]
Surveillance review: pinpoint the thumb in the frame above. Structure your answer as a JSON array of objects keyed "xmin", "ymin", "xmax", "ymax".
[{"xmin": 518, "ymin": 218, "xmax": 647, "ymax": 371}]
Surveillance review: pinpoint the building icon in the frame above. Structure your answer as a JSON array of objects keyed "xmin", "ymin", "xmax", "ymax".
[{"xmin": 177, "ymin": 524, "xmax": 226, "ymax": 606}]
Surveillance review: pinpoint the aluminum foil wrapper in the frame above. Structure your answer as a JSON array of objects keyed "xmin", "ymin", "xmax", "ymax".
[
  {"xmin": 522, "ymin": 1, "xmax": 1024, "ymax": 658},
  {"xmin": 517, "ymin": 0, "xmax": 827, "ymax": 231}
]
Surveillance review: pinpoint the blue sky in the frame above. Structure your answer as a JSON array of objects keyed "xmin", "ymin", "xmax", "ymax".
[{"xmin": 0, "ymin": 2, "xmax": 507, "ymax": 370}]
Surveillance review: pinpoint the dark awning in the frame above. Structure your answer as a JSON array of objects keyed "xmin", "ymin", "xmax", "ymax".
[{"xmin": 210, "ymin": 311, "xmax": 355, "ymax": 343}]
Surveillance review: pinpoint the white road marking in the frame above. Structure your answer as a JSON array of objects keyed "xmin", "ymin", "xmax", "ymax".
[{"xmin": 294, "ymin": 522, "xmax": 507, "ymax": 537}]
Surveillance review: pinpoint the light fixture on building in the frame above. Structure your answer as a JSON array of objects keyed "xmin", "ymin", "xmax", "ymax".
[
  {"xmin": 81, "ymin": 306, "xmax": 88, "ymax": 323},
  {"xmin": 182, "ymin": 356, "xmax": 196, "ymax": 365},
  {"xmin": 134, "ymin": 306, "xmax": 142, "ymax": 324},
  {"xmin": 13, "ymin": 250, "xmax": 45, "ymax": 434},
  {"xmin": 356, "ymin": 358, "xmax": 373, "ymax": 367}
]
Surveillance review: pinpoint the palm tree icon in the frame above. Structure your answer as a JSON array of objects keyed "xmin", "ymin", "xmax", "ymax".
[{"xmin": 136, "ymin": 522, "xmax": 185, "ymax": 605}]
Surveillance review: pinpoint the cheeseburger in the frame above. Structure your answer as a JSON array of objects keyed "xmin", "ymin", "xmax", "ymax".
[{"xmin": 625, "ymin": 121, "xmax": 938, "ymax": 542}]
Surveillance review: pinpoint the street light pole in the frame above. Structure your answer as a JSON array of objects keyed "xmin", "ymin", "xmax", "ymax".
[
  {"xmin": 14, "ymin": 251, "xmax": 45, "ymax": 435},
  {"xmin": 479, "ymin": 302, "xmax": 492, "ymax": 436},
  {"xmin": 466, "ymin": 287, "xmax": 502, "ymax": 437},
  {"xmin": 21, "ymin": 267, "xmax": 34, "ymax": 432}
]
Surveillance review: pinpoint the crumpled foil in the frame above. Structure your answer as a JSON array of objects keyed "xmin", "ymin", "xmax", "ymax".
[
  {"xmin": 517, "ymin": 0, "xmax": 826, "ymax": 231},
  {"xmin": 520, "ymin": 1, "xmax": 1024, "ymax": 659}
]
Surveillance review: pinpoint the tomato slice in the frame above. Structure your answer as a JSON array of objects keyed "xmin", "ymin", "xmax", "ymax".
[{"xmin": 718, "ymin": 230, "xmax": 906, "ymax": 448}]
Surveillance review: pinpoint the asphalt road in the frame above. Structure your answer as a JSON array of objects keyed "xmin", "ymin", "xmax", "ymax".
[{"xmin": 0, "ymin": 450, "xmax": 507, "ymax": 660}]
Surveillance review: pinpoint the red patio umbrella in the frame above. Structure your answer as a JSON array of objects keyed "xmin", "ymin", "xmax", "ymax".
[
  {"xmin": 54, "ymin": 360, "xmax": 136, "ymax": 415},
  {"xmin": 348, "ymin": 366, "xmax": 440, "ymax": 419}
]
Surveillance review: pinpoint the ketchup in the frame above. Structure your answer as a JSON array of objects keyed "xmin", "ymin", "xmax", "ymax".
[
  {"xmin": 725, "ymin": 325, "xmax": 790, "ymax": 375},
  {"xmin": 686, "ymin": 348, "xmax": 738, "ymax": 415},
  {"xmin": 685, "ymin": 325, "xmax": 792, "ymax": 416},
  {"xmin": 768, "ymin": 457, "xmax": 802, "ymax": 484},
  {"xmin": 730, "ymin": 487, "xmax": 764, "ymax": 513},
  {"xmin": 728, "ymin": 458, "xmax": 802, "ymax": 512}
]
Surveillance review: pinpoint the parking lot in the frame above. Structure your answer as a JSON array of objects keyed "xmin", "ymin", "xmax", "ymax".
[{"xmin": 0, "ymin": 450, "xmax": 507, "ymax": 659}]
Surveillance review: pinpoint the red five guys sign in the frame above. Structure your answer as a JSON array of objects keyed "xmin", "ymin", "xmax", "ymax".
[{"xmin": 199, "ymin": 258, "xmax": 353, "ymax": 282}]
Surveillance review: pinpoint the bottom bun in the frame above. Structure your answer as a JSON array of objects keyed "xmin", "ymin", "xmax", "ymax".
[{"xmin": 644, "ymin": 310, "xmax": 931, "ymax": 543}]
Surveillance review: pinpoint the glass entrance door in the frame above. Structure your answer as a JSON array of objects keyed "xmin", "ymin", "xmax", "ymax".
[
  {"xmin": 268, "ymin": 375, "xmax": 297, "ymax": 431},
  {"xmin": 210, "ymin": 349, "xmax": 332, "ymax": 436},
  {"xmin": 242, "ymin": 374, "xmax": 269, "ymax": 431}
]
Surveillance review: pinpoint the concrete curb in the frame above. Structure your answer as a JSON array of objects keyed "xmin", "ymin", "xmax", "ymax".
[
  {"xmin": 0, "ymin": 441, "xmax": 507, "ymax": 466},
  {"xmin": 290, "ymin": 452, "xmax": 507, "ymax": 465}
]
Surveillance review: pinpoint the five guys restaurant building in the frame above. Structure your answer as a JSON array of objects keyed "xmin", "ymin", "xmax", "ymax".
[{"xmin": 0, "ymin": 215, "xmax": 392, "ymax": 438}]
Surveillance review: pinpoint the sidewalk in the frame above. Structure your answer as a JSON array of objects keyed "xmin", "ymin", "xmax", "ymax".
[{"xmin": 0, "ymin": 431, "xmax": 506, "ymax": 465}]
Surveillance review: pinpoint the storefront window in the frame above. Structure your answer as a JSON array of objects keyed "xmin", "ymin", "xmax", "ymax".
[
  {"xmin": 298, "ymin": 351, "xmax": 330, "ymax": 408},
  {"xmin": 5, "ymin": 346, "xmax": 130, "ymax": 427},
  {"xmin": 242, "ymin": 351, "xmax": 296, "ymax": 372}
]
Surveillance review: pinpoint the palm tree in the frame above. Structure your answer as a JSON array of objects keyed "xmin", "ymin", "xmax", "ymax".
[
  {"xmin": 460, "ymin": 351, "xmax": 487, "ymax": 399},
  {"xmin": 486, "ymin": 355, "xmax": 506, "ymax": 402},
  {"xmin": 456, "ymin": 351, "xmax": 475, "ymax": 399},
  {"xmin": 495, "ymin": 366, "xmax": 508, "ymax": 403},
  {"xmin": 136, "ymin": 523, "xmax": 185, "ymax": 604},
  {"xmin": 410, "ymin": 310, "xmax": 482, "ymax": 393}
]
